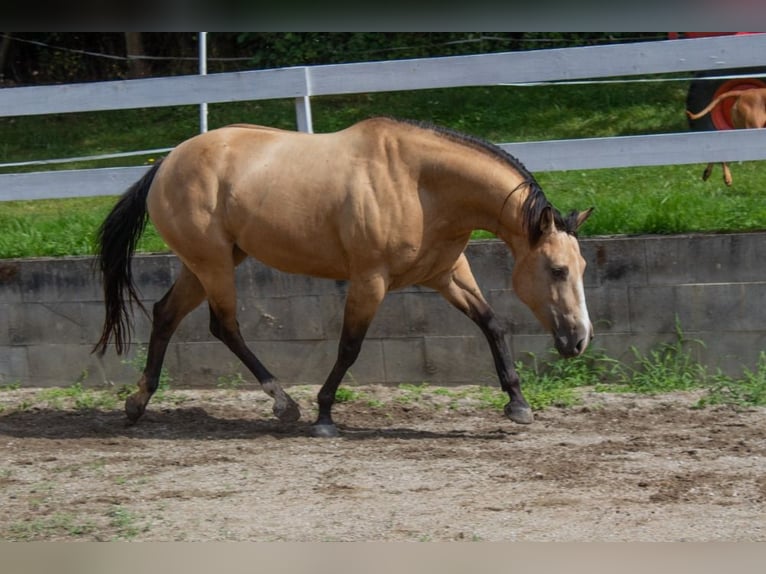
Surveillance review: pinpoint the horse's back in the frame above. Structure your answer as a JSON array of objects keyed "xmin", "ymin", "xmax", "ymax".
[{"xmin": 147, "ymin": 120, "xmax": 423, "ymax": 280}]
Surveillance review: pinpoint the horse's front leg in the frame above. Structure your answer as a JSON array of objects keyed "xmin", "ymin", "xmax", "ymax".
[
  {"xmin": 312, "ymin": 274, "xmax": 387, "ymax": 438},
  {"xmin": 469, "ymin": 302, "xmax": 533, "ymax": 424},
  {"xmin": 427, "ymin": 255, "xmax": 533, "ymax": 424}
]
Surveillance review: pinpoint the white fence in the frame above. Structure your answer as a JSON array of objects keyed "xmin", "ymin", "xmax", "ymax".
[{"xmin": 1, "ymin": 34, "xmax": 766, "ymax": 201}]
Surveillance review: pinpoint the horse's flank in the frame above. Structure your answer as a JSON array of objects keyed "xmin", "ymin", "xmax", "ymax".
[{"xmin": 150, "ymin": 117, "xmax": 543, "ymax": 290}]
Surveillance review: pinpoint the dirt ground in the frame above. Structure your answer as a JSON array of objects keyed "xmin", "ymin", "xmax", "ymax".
[{"xmin": 1, "ymin": 384, "xmax": 764, "ymax": 542}]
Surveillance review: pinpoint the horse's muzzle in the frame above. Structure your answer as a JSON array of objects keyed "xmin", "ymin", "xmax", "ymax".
[{"xmin": 553, "ymin": 325, "xmax": 593, "ymax": 358}]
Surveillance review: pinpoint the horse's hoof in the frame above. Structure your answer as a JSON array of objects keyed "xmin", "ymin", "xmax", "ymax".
[
  {"xmin": 504, "ymin": 402, "xmax": 534, "ymax": 424},
  {"xmin": 274, "ymin": 399, "xmax": 301, "ymax": 423},
  {"xmin": 125, "ymin": 395, "xmax": 145, "ymax": 424},
  {"xmin": 310, "ymin": 423, "xmax": 340, "ymax": 438}
]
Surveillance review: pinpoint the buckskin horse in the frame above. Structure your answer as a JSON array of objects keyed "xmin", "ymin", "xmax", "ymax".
[{"xmin": 93, "ymin": 117, "xmax": 594, "ymax": 438}]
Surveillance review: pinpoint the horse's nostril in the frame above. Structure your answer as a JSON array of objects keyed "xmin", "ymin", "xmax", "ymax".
[{"xmin": 575, "ymin": 338, "xmax": 587, "ymax": 355}]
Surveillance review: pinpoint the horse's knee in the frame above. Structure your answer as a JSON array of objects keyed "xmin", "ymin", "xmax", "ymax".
[
  {"xmin": 337, "ymin": 337, "xmax": 364, "ymax": 368},
  {"xmin": 151, "ymin": 297, "xmax": 179, "ymax": 339},
  {"xmin": 209, "ymin": 312, "xmax": 223, "ymax": 340},
  {"xmin": 208, "ymin": 311, "xmax": 237, "ymax": 342},
  {"xmin": 152, "ymin": 300, "xmax": 167, "ymax": 325}
]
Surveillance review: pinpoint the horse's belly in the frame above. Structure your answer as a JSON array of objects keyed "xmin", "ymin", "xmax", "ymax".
[{"xmin": 235, "ymin": 231, "xmax": 350, "ymax": 280}]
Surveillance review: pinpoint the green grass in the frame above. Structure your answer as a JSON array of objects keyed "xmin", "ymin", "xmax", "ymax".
[
  {"xmin": 216, "ymin": 372, "xmax": 247, "ymax": 390},
  {"xmin": 697, "ymin": 352, "xmax": 766, "ymax": 408},
  {"xmin": 107, "ymin": 505, "xmax": 145, "ymax": 540},
  {"xmin": 515, "ymin": 346, "xmax": 622, "ymax": 410},
  {"xmin": 334, "ymin": 387, "xmax": 360, "ymax": 403},
  {"xmin": 37, "ymin": 381, "xmax": 120, "ymax": 411},
  {"xmin": 380, "ymin": 324, "xmax": 766, "ymax": 411},
  {"xmin": 0, "ymin": 196, "xmax": 167, "ymax": 258},
  {"xmin": 3, "ymin": 505, "xmax": 148, "ymax": 541},
  {"xmin": 2, "ymin": 81, "xmax": 765, "ymax": 259},
  {"xmin": 0, "ymin": 81, "xmax": 689, "ymax": 171}
]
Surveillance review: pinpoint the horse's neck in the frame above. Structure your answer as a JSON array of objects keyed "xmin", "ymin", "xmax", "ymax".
[{"xmin": 415, "ymin": 142, "xmax": 530, "ymax": 252}]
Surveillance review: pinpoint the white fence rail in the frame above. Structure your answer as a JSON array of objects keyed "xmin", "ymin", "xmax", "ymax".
[{"xmin": 1, "ymin": 35, "xmax": 765, "ymax": 201}]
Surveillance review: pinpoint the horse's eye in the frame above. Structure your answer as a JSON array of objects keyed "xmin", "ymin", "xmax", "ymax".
[{"xmin": 551, "ymin": 266, "xmax": 568, "ymax": 280}]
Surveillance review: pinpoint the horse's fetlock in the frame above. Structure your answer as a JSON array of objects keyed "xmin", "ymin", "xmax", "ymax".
[
  {"xmin": 125, "ymin": 393, "xmax": 147, "ymax": 423},
  {"xmin": 142, "ymin": 375, "xmax": 161, "ymax": 394}
]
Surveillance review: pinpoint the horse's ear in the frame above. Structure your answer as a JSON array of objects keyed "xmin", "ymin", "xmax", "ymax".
[
  {"xmin": 575, "ymin": 207, "xmax": 594, "ymax": 231},
  {"xmin": 540, "ymin": 205, "xmax": 556, "ymax": 235}
]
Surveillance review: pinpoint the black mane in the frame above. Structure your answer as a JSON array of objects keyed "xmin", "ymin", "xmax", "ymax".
[{"xmin": 389, "ymin": 117, "xmax": 578, "ymax": 244}]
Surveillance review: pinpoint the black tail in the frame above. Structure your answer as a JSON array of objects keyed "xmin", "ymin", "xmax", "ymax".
[{"xmin": 93, "ymin": 159, "xmax": 164, "ymax": 356}]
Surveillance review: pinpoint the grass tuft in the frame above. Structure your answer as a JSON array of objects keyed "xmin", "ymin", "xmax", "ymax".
[{"xmin": 697, "ymin": 352, "xmax": 766, "ymax": 408}]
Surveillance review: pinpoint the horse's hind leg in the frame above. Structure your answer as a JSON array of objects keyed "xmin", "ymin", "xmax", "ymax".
[
  {"xmin": 312, "ymin": 274, "xmax": 388, "ymax": 438},
  {"xmin": 722, "ymin": 162, "xmax": 733, "ymax": 186},
  {"xmin": 125, "ymin": 264, "xmax": 206, "ymax": 423},
  {"xmin": 197, "ymin": 260, "xmax": 300, "ymax": 423}
]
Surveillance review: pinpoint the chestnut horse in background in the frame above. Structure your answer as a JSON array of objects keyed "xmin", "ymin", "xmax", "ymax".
[{"xmin": 93, "ymin": 117, "xmax": 594, "ymax": 438}]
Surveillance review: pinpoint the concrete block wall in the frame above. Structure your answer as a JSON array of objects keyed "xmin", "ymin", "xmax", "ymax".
[{"xmin": 1, "ymin": 232, "xmax": 764, "ymax": 388}]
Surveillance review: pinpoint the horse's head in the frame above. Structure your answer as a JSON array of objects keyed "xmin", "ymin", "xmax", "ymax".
[{"xmin": 512, "ymin": 206, "xmax": 594, "ymax": 358}]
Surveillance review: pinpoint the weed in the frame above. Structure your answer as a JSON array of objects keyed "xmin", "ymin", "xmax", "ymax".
[
  {"xmin": 86, "ymin": 459, "xmax": 107, "ymax": 473},
  {"xmin": 217, "ymin": 372, "xmax": 247, "ymax": 390},
  {"xmin": 537, "ymin": 346, "xmax": 622, "ymax": 386},
  {"xmin": 698, "ymin": 352, "xmax": 766, "ymax": 408},
  {"xmin": 334, "ymin": 387, "xmax": 360, "ymax": 403},
  {"xmin": 467, "ymin": 386, "xmax": 507, "ymax": 410},
  {"xmin": 37, "ymin": 382, "xmax": 119, "ymax": 411},
  {"xmin": 365, "ymin": 397, "xmax": 384, "ymax": 409},
  {"xmin": 115, "ymin": 384, "xmax": 134, "ymax": 401},
  {"xmin": 16, "ymin": 400, "xmax": 32, "ymax": 412},
  {"xmin": 122, "ymin": 346, "xmax": 172, "ymax": 401},
  {"xmin": 600, "ymin": 319, "xmax": 708, "ymax": 394},
  {"xmin": 7, "ymin": 513, "xmax": 96, "ymax": 540},
  {"xmin": 108, "ymin": 505, "xmax": 143, "ymax": 540},
  {"xmin": 397, "ymin": 382, "xmax": 431, "ymax": 404},
  {"xmin": 0, "ymin": 381, "xmax": 21, "ymax": 391},
  {"xmin": 513, "ymin": 347, "xmax": 620, "ymax": 410},
  {"xmin": 521, "ymin": 379, "xmax": 580, "ymax": 410}
]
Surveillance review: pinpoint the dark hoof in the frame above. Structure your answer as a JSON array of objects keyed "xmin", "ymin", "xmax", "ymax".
[
  {"xmin": 504, "ymin": 402, "xmax": 534, "ymax": 424},
  {"xmin": 274, "ymin": 400, "xmax": 301, "ymax": 423},
  {"xmin": 310, "ymin": 423, "xmax": 340, "ymax": 438},
  {"xmin": 124, "ymin": 395, "xmax": 146, "ymax": 424}
]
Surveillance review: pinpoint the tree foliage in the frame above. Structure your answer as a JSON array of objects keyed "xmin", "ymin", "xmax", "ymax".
[{"xmin": 0, "ymin": 32, "xmax": 663, "ymax": 86}]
